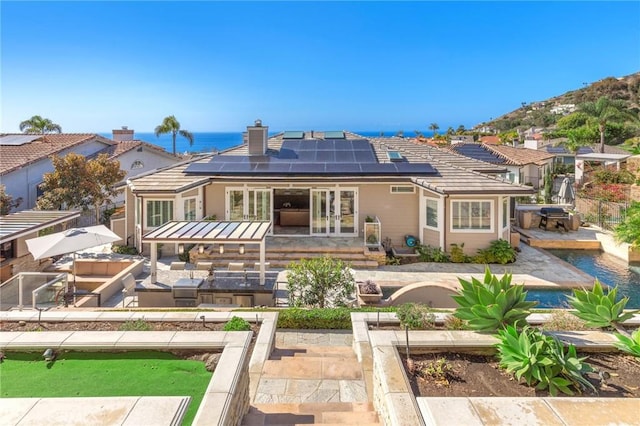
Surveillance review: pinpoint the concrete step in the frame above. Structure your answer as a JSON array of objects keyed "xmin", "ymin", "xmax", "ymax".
[
  {"xmin": 242, "ymin": 402, "xmax": 380, "ymax": 425},
  {"xmin": 261, "ymin": 356, "xmax": 363, "ymax": 380},
  {"xmin": 270, "ymin": 346, "xmax": 356, "ymax": 358}
]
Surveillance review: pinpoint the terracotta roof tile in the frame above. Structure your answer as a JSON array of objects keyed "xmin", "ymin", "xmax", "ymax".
[
  {"xmin": 485, "ymin": 144, "xmax": 556, "ymax": 166},
  {"xmin": 0, "ymin": 133, "xmax": 114, "ymax": 175}
]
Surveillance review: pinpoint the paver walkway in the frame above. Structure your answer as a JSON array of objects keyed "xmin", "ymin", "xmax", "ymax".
[{"xmin": 243, "ymin": 330, "xmax": 380, "ymax": 425}]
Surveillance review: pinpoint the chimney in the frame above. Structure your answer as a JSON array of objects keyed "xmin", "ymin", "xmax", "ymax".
[
  {"xmin": 247, "ymin": 119, "xmax": 268, "ymax": 155},
  {"xmin": 112, "ymin": 126, "xmax": 134, "ymax": 141}
]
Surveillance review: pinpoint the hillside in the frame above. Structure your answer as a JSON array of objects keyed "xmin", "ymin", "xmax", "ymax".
[{"xmin": 486, "ymin": 72, "xmax": 640, "ymax": 132}]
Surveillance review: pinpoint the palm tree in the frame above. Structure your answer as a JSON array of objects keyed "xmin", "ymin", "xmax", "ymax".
[
  {"xmin": 579, "ymin": 97, "xmax": 633, "ymax": 153},
  {"xmin": 19, "ymin": 115, "xmax": 62, "ymax": 134},
  {"xmin": 428, "ymin": 123, "xmax": 439, "ymax": 137},
  {"xmin": 154, "ymin": 115, "xmax": 194, "ymax": 155}
]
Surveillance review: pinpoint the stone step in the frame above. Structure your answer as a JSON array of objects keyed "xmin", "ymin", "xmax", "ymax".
[
  {"xmin": 242, "ymin": 402, "xmax": 380, "ymax": 425},
  {"xmin": 270, "ymin": 346, "xmax": 356, "ymax": 358},
  {"xmin": 261, "ymin": 357, "xmax": 363, "ymax": 380},
  {"xmin": 192, "ymin": 258, "xmax": 379, "ymax": 270}
]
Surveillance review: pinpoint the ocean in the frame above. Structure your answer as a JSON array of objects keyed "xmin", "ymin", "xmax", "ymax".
[{"xmin": 100, "ymin": 130, "xmax": 435, "ymax": 154}]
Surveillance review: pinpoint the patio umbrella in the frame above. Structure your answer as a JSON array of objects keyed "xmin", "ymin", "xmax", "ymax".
[
  {"xmin": 557, "ymin": 177, "xmax": 575, "ymax": 204},
  {"xmin": 26, "ymin": 225, "xmax": 121, "ymax": 285}
]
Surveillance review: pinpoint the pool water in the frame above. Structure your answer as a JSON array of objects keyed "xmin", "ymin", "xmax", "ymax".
[{"xmin": 541, "ymin": 249, "xmax": 640, "ymax": 309}]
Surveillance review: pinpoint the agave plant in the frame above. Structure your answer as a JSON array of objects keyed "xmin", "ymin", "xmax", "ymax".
[
  {"xmin": 566, "ymin": 280, "xmax": 638, "ymax": 329},
  {"xmin": 452, "ymin": 267, "xmax": 537, "ymax": 331},
  {"xmin": 614, "ymin": 329, "xmax": 640, "ymax": 357},
  {"xmin": 496, "ymin": 325, "xmax": 595, "ymax": 396}
]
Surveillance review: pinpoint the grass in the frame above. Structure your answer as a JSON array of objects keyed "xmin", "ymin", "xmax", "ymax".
[{"xmin": 0, "ymin": 351, "xmax": 212, "ymax": 425}]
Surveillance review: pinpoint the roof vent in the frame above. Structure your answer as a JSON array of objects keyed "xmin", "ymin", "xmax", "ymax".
[{"xmin": 254, "ymin": 119, "xmax": 262, "ymax": 127}]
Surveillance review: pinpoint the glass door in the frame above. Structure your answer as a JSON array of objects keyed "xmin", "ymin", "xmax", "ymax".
[
  {"xmin": 337, "ymin": 189, "xmax": 356, "ymax": 235},
  {"xmin": 227, "ymin": 188, "xmax": 272, "ymax": 222},
  {"xmin": 311, "ymin": 188, "xmax": 357, "ymax": 236},
  {"xmin": 311, "ymin": 189, "xmax": 328, "ymax": 234}
]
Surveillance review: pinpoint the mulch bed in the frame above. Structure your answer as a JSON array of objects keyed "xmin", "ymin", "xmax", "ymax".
[
  {"xmin": 0, "ymin": 321, "xmax": 258, "ymax": 333},
  {"xmin": 404, "ymin": 351, "xmax": 640, "ymax": 398}
]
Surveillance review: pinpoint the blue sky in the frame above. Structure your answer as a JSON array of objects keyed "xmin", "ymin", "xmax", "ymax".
[{"xmin": 1, "ymin": 1, "xmax": 639, "ymax": 133}]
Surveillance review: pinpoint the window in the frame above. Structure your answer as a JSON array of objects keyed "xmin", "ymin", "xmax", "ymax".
[
  {"xmin": 184, "ymin": 198, "xmax": 196, "ymax": 221},
  {"xmin": 451, "ymin": 200, "xmax": 493, "ymax": 231},
  {"xmin": 390, "ymin": 185, "xmax": 415, "ymax": 194},
  {"xmin": 425, "ymin": 198, "xmax": 438, "ymax": 229},
  {"xmin": 0, "ymin": 241, "xmax": 15, "ymax": 261},
  {"xmin": 131, "ymin": 160, "xmax": 144, "ymax": 169},
  {"xmin": 146, "ymin": 200, "xmax": 173, "ymax": 227},
  {"xmin": 502, "ymin": 198, "xmax": 509, "ymax": 228}
]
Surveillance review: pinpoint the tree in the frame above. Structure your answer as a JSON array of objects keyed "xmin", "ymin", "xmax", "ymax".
[
  {"xmin": 154, "ymin": 115, "xmax": 194, "ymax": 155},
  {"xmin": 579, "ymin": 96, "xmax": 634, "ymax": 153},
  {"xmin": 286, "ymin": 256, "xmax": 355, "ymax": 308},
  {"xmin": 615, "ymin": 202, "xmax": 640, "ymax": 247},
  {"xmin": 19, "ymin": 115, "xmax": 62, "ymax": 134},
  {"xmin": 0, "ymin": 184, "xmax": 22, "ymax": 215},
  {"xmin": 37, "ymin": 153, "xmax": 126, "ymax": 223},
  {"xmin": 456, "ymin": 125, "xmax": 466, "ymax": 135},
  {"xmin": 428, "ymin": 123, "xmax": 439, "ymax": 136}
]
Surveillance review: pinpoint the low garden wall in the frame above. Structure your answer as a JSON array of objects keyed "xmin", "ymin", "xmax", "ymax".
[{"xmin": 74, "ymin": 259, "xmax": 144, "ymax": 307}]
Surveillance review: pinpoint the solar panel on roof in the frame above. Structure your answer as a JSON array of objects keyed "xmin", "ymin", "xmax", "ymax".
[
  {"xmin": 325, "ymin": 163, "xmax": 361, "ymax": 174},
  {"xmin": 334, "ymin": 151, "xmax": 355, "ymax": 162},
  {"xmin": 354, "ymin": 150, "xmax": 376, "ymax": 163},
  {"xmin": 283, "ymin": 131, "xmax": 304, "ymax": 139},
  {"xmin": 0, "ymin": 135, "xmax": 41, "ymax": 146},
  {"xmin": 324, "ymin": 131, "xmax": 345, "ymax": 139}
]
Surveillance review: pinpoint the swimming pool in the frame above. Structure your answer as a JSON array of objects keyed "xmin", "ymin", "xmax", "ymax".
[{"xmin": 540, "ymin": 249, "xmax": 640, "ymax": 309}]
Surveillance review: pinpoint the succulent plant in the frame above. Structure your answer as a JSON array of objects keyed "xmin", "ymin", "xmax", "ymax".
[
  {"xmin": 566, "ymin": 280, "xmax": 638, "ymax": 328},
  {"xmin": 360, "ymin": 280, "xmax": 380, "ymax": 295}
]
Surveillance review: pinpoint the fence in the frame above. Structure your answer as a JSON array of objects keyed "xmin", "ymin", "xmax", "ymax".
[
  {"xmin": 575, "ymin": 197, "xmax": 628, "ymax": 230},
  {"xmin": 0, "ymin": 272, "xmax": 68, "ymax": 311}
]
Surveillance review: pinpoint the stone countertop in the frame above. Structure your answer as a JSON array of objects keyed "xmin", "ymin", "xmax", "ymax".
[{"xmin": 138, "ymin": 269, "xmax": 280, "ymax": 292}]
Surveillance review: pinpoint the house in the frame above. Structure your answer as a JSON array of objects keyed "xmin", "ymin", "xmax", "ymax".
[
  {"xmin": 120, "ymin": 121, "xmax": 534, "ymax": 257},
  {"xmin": 479, "ymin": 135, "xmax": 500, "ymax": 145},
  {"xmin": 450, "ymin": 135, "xmax": 475, "ymax": 144},
  {"xmin": 0, "ymin": 128, "xmax": 180, "ymax": 213},
  {"xmin": 448, "ymin": 143, "xmax": 555, "ymax": 188}
]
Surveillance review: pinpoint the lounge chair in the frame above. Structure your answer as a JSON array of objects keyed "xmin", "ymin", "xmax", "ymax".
[
  {"xmin": 228, "ymin": 262, "xmax": 244, "ymax": 271},
  {"xmin": 121, "ymin": 273, "xmax": 137, "ymax": 308}
]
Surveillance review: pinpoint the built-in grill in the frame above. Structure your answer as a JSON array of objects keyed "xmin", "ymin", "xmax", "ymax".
[
  {"xmin": 172, "ymin": 278, "xmax": 204, "ymax": 307},
  {"xmin": 539, "ymin": 207, "xmax": 569, "ymax": 231}
]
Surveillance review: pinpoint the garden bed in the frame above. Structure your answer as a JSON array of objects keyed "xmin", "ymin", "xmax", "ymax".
[
  {"xmin": 0, "ymin": 320, "xmax": 259, "ymax": 333},
  {"xmin": 403, "ymin": 351, "xmax": 640, "ymax": 398}
]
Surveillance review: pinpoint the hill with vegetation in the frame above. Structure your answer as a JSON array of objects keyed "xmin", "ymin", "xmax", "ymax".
[{"xmin": 486, "ymin": 72, "xmax": 640, "ymax": 133}]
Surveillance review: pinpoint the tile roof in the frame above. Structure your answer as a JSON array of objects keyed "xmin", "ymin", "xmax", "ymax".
[
  {"xmin": 92, "ymin": 140, "xmax": 179, "ymax": 160},
  {"xmin": 0, "ymin": 133, "xmax": 114, "ymax": 175},
  {"xmin": 484, "ymin": 144, "xmax": 555, "ymax": 166},
  {"xmin": 479, "ymin": 135, "xmax": 500, "ymax": 145},
  {"xmin": 128, "ymin": 133, "xmax": 533, "ymax": 196}
]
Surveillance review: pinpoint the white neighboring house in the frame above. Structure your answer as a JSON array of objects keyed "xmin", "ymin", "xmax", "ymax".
[
  {"xmin": 0, "ymin": 128, "xmax": 180, "ymax": 213},
  {"xmin": 550, "ymin": 104, "xmax": 576, "ymax": 115}
]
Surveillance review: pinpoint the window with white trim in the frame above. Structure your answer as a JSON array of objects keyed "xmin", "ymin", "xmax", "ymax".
[
  {"xmin": 425, "ymin": 198, "xmax": 438, "ymax": 229},
  {"xmin": 146, "ymin": 200, "xmax": 173, "ymax": 227},
  {"xmin": 390, "ymin": 185, "xmax": 415, "ymax": 194},
  {"xmin": 451, "ymin": 200, "xmax": 493, "ymax": 231},
  {"xmin": 184, "ymin": 198, "xmax": 197, "ymax": 221},
  {"xmin": 502, "ymin": 198, "xmax": 509, "ymax": 228}
]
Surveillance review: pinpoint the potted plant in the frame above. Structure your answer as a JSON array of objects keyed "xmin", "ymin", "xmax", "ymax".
[{"xmin": 357, "ymin": 279, "xmax": 383, "ymax": 304}]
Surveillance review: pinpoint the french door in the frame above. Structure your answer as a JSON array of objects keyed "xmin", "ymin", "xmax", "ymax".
[
  {"xmin": 226, "ymin": 188, "xmax": 272, "ymax": 222},
  {"xmin": 311, "ymin": 188, "xmax": 357, "ymax": 236}
]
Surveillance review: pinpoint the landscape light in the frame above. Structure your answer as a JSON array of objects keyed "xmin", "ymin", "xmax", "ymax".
[
  {"xmin": 178, "ymin": 244, "xmax": 184, "ymax": 255},
  {"xmin": 43, "ymin": 348, "xmax": 55, "ymax": 362}
]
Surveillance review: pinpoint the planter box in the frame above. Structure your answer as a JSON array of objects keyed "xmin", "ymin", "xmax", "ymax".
[{"xmin": 357, "ymin": 281, "xmax": 383, "ymax": 304}]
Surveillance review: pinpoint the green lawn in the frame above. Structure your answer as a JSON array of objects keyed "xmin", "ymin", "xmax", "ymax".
[{"xmin": 0, "ymin": 351, "xmax": 213, "ymax": 425}]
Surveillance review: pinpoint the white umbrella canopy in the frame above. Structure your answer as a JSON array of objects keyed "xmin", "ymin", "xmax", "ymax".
[
  {"xmin": 26, "ymin": 225, "xmax": 120, "ymax": 260},
  {"xmin": 557, "ymin": 177, "xmax": 575, "ymax": 204}
]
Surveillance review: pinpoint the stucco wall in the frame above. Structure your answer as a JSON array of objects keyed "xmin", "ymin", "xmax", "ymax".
[{"xmin": 444, "ymin": 196, "xmax": 501, "ymax": 254}]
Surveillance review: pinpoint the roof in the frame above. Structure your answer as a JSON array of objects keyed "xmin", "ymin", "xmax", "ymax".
[
  {"xmin": 479, "ymin": 135, "xmax": 500, "ymax": 145},
  {"xmin": 0, "ymin": 133, "xmax": 114, "ymax": 175},
  {"xmin": 128, "ymin": 132, "xmax": 534, "ymax": 196},
  {"xmin": 576, "ymin": 153, "xmax": 631, "ymax": 161},
  {"xmin": 97, "ymin": 140, "xmax": 179, "ymax": 160},
  {"xmin": 542, "ymin": 143, "xmax": 631, "ymax": 156},
  {"xmin": 450, "ymin": 143, "xmax": 554, "ymax": 166},
  {"xmin": 142, "ymin": 220, "xmax": 271, "ymax": 243},
  {"xmin": 0, "ymin": 210, "xmax": 81, "ymax": 244}
]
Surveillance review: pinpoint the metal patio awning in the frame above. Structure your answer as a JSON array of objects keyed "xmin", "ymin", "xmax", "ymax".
[
  {"xmin": 0, "ymin": 210, "xmax": 81, "ymax": 244},
  {"xmin": 142, "ymin": 220, "xmax": 272, "ymax": 285},
  {"xmin": 142, "ymin": 220, "xmax": 271, "ymax": 244}
]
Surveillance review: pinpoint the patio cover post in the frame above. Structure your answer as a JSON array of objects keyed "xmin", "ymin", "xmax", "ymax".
[
  {"xmin": 150, "ymin": 242, "xmax": 157, "ymax": 284},
  {"xmin": 260, "ymin": 240, "xmax": 265, "ymax": 285}
]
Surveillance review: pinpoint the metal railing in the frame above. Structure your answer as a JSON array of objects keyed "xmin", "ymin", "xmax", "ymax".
[{"xmin": 575, "ymin": 198, "xmax": 629, "ymax": 230}]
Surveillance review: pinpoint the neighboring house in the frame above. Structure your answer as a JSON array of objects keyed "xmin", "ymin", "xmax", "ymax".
[
  {"xmin": 479, "ymin": 135, "xmax": 500, "ymax": 145},
  {"xmin": 449, "ymin": 143, "xmax": 555, "ymax": 189},
  {"xmin": 121, "ymin": 121, "xmax": 533, "ymax": 257},
  {"xmin": 450, "ymin": 135, "xmax": 475, "ymax": 144},
  {"xmin": 0, "ymin": 129, "xmax": 180, "ymax": 213},
  {"xmin": 0, "ymin": 210, "xmax": 80, "ymax": 281},
  {"xmin": 0, "ymin": 133, "xmax": 116, "ymax": 211},
  {"xmin": 538, "ymin": 143, "xmax": 630, "ymax": 169},
  {"xmin": 550, "ymin": 104, "xmax": 576, "ymax": 115}
]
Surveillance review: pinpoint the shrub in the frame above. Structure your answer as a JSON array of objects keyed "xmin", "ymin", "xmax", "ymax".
[
  {"xmin": 277, "ymin": 308, "xmax": 352, "ymax": 329},
  {"xmin": 474, "ymin": 239, "xmax": 516, "ymax": 264},
  {"xmin": 566, "ymin": 280, "xmax": 637, "ymax": 328},
  {"xmin": 286, "ymin": 257, "xmax": 355, "ymax": 308},
  {"xmin": 496, "ymin": 325, "xmax": 595, "ymax": 396},
  {"xmin": 452, "ymin": 267, "xmax": 537, "ymax": 331},
  {"xmin": 449, "ymin": 243, "xmax": 471, "ymax": 263},
  {"xmin": 614, "ymin": 329, "xmax": 640, "ymax": 357},
  {"xmin": 396, "ymin": 303, "xmax": 436, "ymax": 330},
  {"xmin": 542, "ymin": 310, "xmax": 589, "ymax": 331},
  {"xmin": 416, "ymin": 244, "xmax": 450, "ymax": 263},
  {"xmin": 178, "ymin": 244, "xmax": 194, "ymax": 262},
  {"xmin": 443, "ymin": 315, "xmax": 467, "ymax": 330},
  {"xmin": 112, "ymin": 245, "xmax": 139, "ymax": 255},
  {"xmin": 223, "ymin": 316, "xmax": 251, "ymax": 331},
  {"xmin": 615, "ymin": 201, "xmax": 640, "ymax": 248},
  {"xmin": 119, "ymin": 318, "xmax": 151, "ymax": 331}
]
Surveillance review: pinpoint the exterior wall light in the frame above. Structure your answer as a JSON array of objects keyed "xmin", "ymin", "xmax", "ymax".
[
  {"xmin": 178, "ymin": 244, "xmax": 184, "ymax": 254},
  {"xmin": 219, "ymin": 244, "xmax": 224, "ymax": 254},
  {"xmin": 239, "ymin": 244, "xmax": 245, "ymax": 255},
  {"xmin": 198, "ymin": 244, "xmax": 205, "ymax": 254}
]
